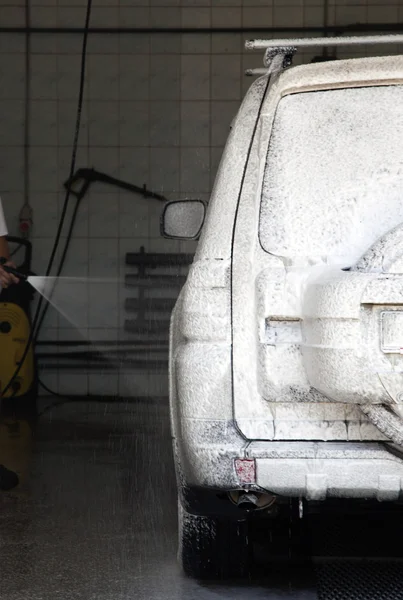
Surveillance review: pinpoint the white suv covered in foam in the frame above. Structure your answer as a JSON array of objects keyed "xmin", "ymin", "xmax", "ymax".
[{"xmin": 162, "ymin": 39, "xmax": 403, "ymax": 579}]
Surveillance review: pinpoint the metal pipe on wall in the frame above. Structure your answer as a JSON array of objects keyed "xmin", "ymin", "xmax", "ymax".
[{"xmin": 1, "ymin": 23, "xmax": 403, "ymax": 35}]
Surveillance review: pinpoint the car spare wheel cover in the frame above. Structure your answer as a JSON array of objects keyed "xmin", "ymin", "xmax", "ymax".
[{"xmin": 352, "ymin": 221, "xmax": 403, "ymax": 446}]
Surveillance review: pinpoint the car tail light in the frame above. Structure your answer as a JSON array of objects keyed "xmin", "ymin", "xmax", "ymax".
[{"xmin": 235, "ymin": 458, "xmax": 256, "ymax": 484}]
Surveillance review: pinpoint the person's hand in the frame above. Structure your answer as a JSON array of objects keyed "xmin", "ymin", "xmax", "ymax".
[{"xmin": 0, "ymin": 261, "xmax": 19, "ymax": 288}]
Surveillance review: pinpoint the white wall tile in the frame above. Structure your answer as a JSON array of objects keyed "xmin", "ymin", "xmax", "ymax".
[
  {"xmin": 30, "ymin": 101, "xmax": 58, "ymax": 147},
  {"xmin": 0, "ymin": 34, "xmax": 24, "ymax": 55},
  {"xmin": 30, "ymin": 193, "xmax": 59, "ymax": 239},
  {"xmin": 89, "ymin": 193, "xmax": 119, "ymax": 238},
  {"xmin": 119, "ymin": 193, "xmax": 149, "ymax": 238},
  {"xmin": 119, "ymin": 101, "xmax": 150, "ymax": 147},
  {"xmin": 212, "ymin": 33, "xmax": 242, "ymax": 54},
  {"xmin": 87, "ymin": 34, "xmax": 120, "ymax": 56},
  {"xmin": 180, "ymin": 0, "xmax": 210, "ymax": 6},
  {"xmin": 88, "ymin": 101, "xmax": 120, "ymax": 147},
  {"xmin": 0, "ymin": 100, "xmax": 24, "ymax": 147},
  {"xmin": 0, "ymin": 6, "xmax": 25, "ymax": 27},
  {"xmin": 31, "ymin": 40, "xmax": 57, "ymax": 65},
  {"xmin": 150, "ymin": 33, "xmax": 181, "ymax": 55},
  {"xmin": 119, "ymin": 152, "xmax": 149, "ymax": 192},
  {"xmin": 304, "ymin": 5, "xmax": 325, "ymax": 27},
  {"xmin": 211, "ymin": 55, "xmax": 241, "ymax": 100},
  {"xmin": 180, "ymin": 147, "xmax": 210, "ymax": 193},
  {"xmin": 31, "ymin": 6, "xmax": 57, "ymax": 28},
  {"xmin": 0, "ymin": 148, "xmax": 25, "ymax": 192},
  {"xmin": 118, "ymin": 7, "xmax": 150, "ymax": 27},
  {"xmin": 181, "ymin": 7, "xmax": 211, "ymax": 27},
  {"xmin": 57, "ymin": 6, "xmax": 88, "ymax": 27},
  {"xmin": 181, "ymin": 101, "xmax": 210, "ymax": 147},
  {"xmin": 90, "ymin": 6, "xmax": 119, "ymax": 27},
  {"xmin": 150, "ymin": 55, "xmax": 181, "ymax": 100},
  {"xmin": 88, "ymin": 55, "xmax": 119, "ymax": 101},
  {"xmin": 56, "ymin": 34, "xmax": 84, "ymax": 56},
  {"xmin": 181, "ymin": 34, "xmax": 211, "ymax": 54},
  {"xmin": 119, "ymin": 55, "xmax": 150, "ymax": 101},
  {"xmin": 181, "ymin": 55, "xmax": 211, "ymax": 100},
  {"xmin": 88, "ymin": 147, "xmax": 120, "ymax": 178},
  {"xmin": 119, "ymin": 32, "xmax": 150, "ymax": 55},
  {"xmin": 88, "ymin": 239, "xmax": 119, "ymax": 277},
  {"xmin": 31, "ymin": 55, "xmax": 58, "ymax": 100},
  {"xmin": 213, "ymin": 7, "xmax": 242, "ymax": 26},
  {"xmin": 0, "ymin": 54, "xmax": 25, "ymax": 100},
  {"xmin": 150, "ymin": 147, "xmax": 180, "ymax": 192},
  {"xmin": 335, "ymin": 4, "xmax": 368, "ymax": 25},
  {"xmin": 213, "ymin": 0, "xmax": 242, "ymax": 6},
  {"xmin": 150, "ymin": 7, "xmax": 181, "ymax": 26},
  {"xmin": 242, "ymin": 6, "xmax": 272, "ymax": 27},
  {"xmin": 273, "ymin": 5, "xmax": 304, "ymax": 26},
  {"xmin": 367, "ymin": 5, "xmax": 398, "ymax": 23},
  {"xmin": 150, "ymin": 101, "xmax": 180, "ymax": 147}
]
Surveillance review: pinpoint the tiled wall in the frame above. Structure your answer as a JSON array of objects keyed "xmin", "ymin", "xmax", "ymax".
[{"xmin": 0, "ymin": 0, "xmax": 402, "ymax": 396}]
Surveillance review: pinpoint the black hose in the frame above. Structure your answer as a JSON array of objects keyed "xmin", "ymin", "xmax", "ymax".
[{"xmin": 24, "ymin": 0, "xmax": 31, "ymax": 210}]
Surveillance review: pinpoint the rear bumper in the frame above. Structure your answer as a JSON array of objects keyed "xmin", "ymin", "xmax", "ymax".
[
  {"xmin": 178, "ymin": 421, "xmax": 403, "ymax": 501},
  {"xmin": 247, "ymin": 441, "xmax": 403, "ymax": 501}
]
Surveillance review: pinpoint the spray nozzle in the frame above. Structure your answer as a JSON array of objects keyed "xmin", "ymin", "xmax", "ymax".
[{"xmin": 0, "ymin": 257, "xmax": 28, "ymax": 281}]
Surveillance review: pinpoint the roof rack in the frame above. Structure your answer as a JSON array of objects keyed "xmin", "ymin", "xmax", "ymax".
[
  {"xmin": 245, "ymin": 34, "xmax": 403, "ymax": 76},
  {"xmin": 245, "ymin": 46, "xmax": 297, "ymax": 76}
]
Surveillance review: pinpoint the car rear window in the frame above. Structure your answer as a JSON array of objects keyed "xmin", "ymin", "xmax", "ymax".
[{"xmin": 259, "ymin": 85, "xmax": 403, "ymax": 265}]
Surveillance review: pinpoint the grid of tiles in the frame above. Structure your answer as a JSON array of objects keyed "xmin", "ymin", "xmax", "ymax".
[{"xmin": 0, "ymin": 0, "xmax": 402, "ymax": 395}]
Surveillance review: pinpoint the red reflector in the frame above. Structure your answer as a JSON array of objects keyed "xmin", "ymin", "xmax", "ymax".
[{"xmin": 234, "ymin": 458, "xmax": 256, "ymax": 484}]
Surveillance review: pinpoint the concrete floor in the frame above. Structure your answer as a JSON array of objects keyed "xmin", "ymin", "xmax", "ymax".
[{"xmin": 0, "ymin": 398, "xmax": 402, "ymax": 600}]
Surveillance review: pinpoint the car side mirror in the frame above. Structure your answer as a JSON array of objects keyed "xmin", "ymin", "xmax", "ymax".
[{"xmin": 161, "ymin": 200, "xmax": 206, "ymax": 240}]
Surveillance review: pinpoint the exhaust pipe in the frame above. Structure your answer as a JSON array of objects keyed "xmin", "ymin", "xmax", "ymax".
[{"xmin": 229, "ymin": 491, "xmax": 276, "ymax": 511}]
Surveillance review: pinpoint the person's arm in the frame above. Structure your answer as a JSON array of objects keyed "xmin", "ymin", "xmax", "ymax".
[{"xmin": 0, "ymin": 236, "xmax": 18, "ymax": 288}]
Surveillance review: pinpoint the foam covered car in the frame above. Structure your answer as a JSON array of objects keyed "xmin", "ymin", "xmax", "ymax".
[{"xmin": 162, "ymin": 37, "xmax": 403, "ymax": 579}]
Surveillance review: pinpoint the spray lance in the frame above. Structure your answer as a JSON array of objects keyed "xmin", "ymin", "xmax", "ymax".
[{"xmin": 0, "ymin": 257, "xmax": 28, "ymax": 282}]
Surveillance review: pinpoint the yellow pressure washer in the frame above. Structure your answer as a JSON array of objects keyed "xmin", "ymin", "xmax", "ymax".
[{"xmin": 0, "ymin": 237, "xmax": 37, "ymax": 419}]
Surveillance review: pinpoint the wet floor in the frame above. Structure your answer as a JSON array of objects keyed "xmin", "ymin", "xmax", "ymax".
[{"xmin": 0, "ymin": 398, "xmax": 403, "ymax": 600}]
